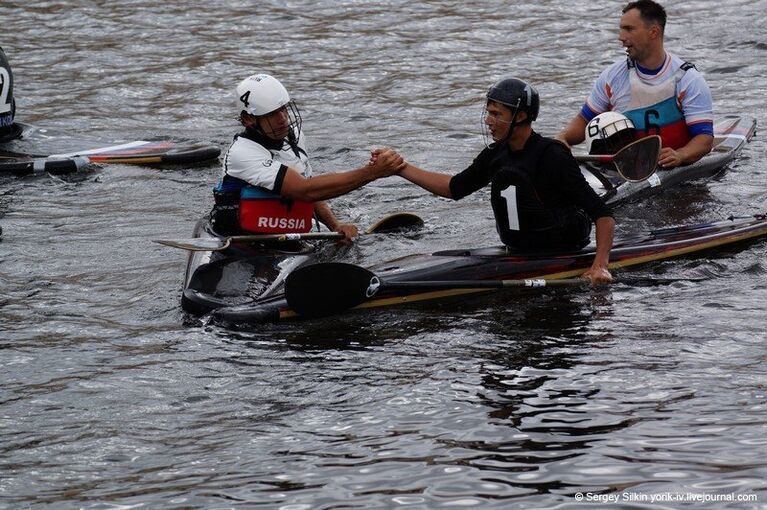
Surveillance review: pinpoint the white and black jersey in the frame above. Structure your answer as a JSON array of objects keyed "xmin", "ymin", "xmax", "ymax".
[{"xmin": 222, "ymin": 128, "xmax": 312, "ymax": 194}]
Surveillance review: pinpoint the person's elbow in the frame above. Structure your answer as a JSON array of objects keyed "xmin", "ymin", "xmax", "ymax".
[
  {"xmin": 559, "ymin": 114, "xmax": 587, "ymax": 147},
  {"xmin": 441, "ymin": 181, "xmax": 455, "ymax": 200},
  {"xmin": 279, "ymin": 171, "xmax": 326, "ymax": 202},
  {"xmin": 595, "ymin": 215, "xmax": 615, "ymax": 227}
]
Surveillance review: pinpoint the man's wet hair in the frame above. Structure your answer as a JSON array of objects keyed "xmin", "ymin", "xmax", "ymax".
[{"xmin": 623, "ymin": 0, "xmax": 667, "ymax": 35}]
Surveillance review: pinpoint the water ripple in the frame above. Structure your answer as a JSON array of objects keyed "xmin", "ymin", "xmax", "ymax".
[{"xmin": 2, "ymin": 0, "xmax": 767, "ymax": 507}]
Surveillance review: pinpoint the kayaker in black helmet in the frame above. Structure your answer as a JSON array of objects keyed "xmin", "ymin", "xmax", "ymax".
[
  {"xmin": 0, "ymin": 46, "xmax": 19, "ymax": 143},
  {"xmin": 211, "ymin": 73, "xmax": 406, "ymax": 241},
  {"xmin": 375, "ymin": 77, "xmax": 615, "ymax": 284}
]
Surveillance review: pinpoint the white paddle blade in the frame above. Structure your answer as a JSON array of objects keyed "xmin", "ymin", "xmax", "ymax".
[{"xmin": 153, "ymin": 238, "xmax": 229, "ymax": 251}]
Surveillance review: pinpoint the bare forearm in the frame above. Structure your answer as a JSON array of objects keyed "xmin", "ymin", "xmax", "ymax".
[
  {"xmin": 314, "ymin": 201, "xmax": 338, "ymax": 230},
  {"xmin": 287, "ymin": 167, "xmax": 374, "ymax": 202},
  {"xmin": 581, "ymin": 215, "xmax": 614, "ymax": 284},
  {"xmin": 399, "ymin": 163, "xmax": 453, "ymax": 198},
  {"xmin": 558, "ymin": 114, "xmax": 588, "ymax": 147},
  {"xmin": 283, "ymin": 147, "xmax": 405, "ymax": 201},
  {"xmin": 678, "ymin": 134, "xmax": 714, "ymax": 164},
  {"xmin": 593, "ymin": 216, "xmax": 615, "ymax": 267},
  {"xmin": 658, "ymin": 134, "xmax": 714, "ymax": 168}
]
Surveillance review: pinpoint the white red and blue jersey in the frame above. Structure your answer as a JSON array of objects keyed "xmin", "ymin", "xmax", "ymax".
[{"xmin": 580, "ymin": 52, "xmax": 713, "ymax": 149}]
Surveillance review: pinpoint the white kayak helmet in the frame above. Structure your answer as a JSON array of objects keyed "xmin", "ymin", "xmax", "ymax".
[
  {"xmin": 585, "ymin": 111, "xmax": 635, "ymax": 155},
  {"xmin": 235, "ymin": 73, "xmax": 302, "ymax": 137},
  {"xmin": 236, "ymin": 73, "xmax": 290, "ymax": 116}
]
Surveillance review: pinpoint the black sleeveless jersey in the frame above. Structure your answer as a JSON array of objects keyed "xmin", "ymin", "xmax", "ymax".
[{"xmin": 449, "ymin": 132, "xmax": 612, "ymax": 248}]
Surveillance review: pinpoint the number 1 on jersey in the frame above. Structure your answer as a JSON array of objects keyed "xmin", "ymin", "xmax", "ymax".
[{"xmin": 500, "ymin": 186, "xmax": 520, "ymax": 231}]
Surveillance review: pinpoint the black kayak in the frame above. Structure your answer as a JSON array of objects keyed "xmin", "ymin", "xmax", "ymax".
[
  {"xmin": 0, "ymin": 122, "xmax": 220, "ymax": 176},
  {"xmin": 179, "ymin": 116, "xmax": 758, "ymax": 324},
  {"xmin": 185, "ymin": 214, "xmax": 767, "ymax": 324},
  {"xmin": 178, "ymin": 212, "xmax": 426, "ymax": 315},
  {"xmin": 180, "ymin": 220, "xmax": 317, "ymax": 316}
]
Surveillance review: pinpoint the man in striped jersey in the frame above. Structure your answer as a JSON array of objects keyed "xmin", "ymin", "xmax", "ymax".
[{"xmin": 558, "ymin": 0, "xmax": 714, "ymax": 169}]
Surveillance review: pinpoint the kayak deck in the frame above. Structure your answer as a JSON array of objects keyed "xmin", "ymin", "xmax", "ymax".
[{"xmin": 180, "ymin": 220, "xmax": 316, "ymax": 315}]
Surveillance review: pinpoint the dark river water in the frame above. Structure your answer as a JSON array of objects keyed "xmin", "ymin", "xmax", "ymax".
[{"xmin": 2, "ymin": 1, "xmax": 767, "ymax": 508}]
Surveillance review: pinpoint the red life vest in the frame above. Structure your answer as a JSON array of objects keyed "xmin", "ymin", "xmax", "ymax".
[{"xmin": 238, "ymin": 185, "xmax": 314, "ymax": 233}]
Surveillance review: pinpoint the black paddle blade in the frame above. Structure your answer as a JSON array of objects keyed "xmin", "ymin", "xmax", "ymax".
[
  {"xmin": 0, "ymin": 157, "xmax": 81, "ymax": 176},
  {"xmin": 366, "ymin": 212, "xmax": 424, "ymax": 234},
  {"xmin": 613, "ymin": 135, "xmax": 661, "ymax": 182},
  {"xmin": 285, "ymin": 262, "xmax": 380, "ymax": 317}
]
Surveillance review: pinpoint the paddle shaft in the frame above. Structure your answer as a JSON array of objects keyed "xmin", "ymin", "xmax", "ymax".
[
  {"xmin": 153, "ymin": 231, "xmax": 344, "ymax": 251},
  {"xmin": 574, "ymin": 154, "xmax": 617, "ymax": 163},
  {"xmin": 155, "ymin": 212, "xmax": 424, "ymax": 251},
  {"xmin": 370, "ymin": 277, "xmax": 586, "ymax": 291},
  {"xmin": 227, "ymin": 232, "xmax": 344, "ymax": 243},
  {"xmin": 284, "ymin": 262, "xmax": 595, "ymax": 318}
]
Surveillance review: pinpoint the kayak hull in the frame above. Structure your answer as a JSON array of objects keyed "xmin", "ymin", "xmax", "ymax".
[{"xmin": 0, "ymin": 122, "xmax": 220, "ymax": 175}]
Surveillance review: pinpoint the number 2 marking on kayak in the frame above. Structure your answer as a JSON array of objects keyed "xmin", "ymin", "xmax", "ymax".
[
  {"xmin": 0, "ymin": 68, "xmax": 11, "ymax": 114},
  {"xmin": 500, "ymin": 185, "xmax": 520, "ymax": 231}
]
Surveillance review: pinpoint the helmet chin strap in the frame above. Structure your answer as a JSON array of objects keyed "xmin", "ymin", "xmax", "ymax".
[{"xmin": 491, "ymin": 101, "xmax": 522, "ymax": 149}]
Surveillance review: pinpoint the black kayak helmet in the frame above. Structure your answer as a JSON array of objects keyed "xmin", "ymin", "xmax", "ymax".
[{"xmin": 486, "ymin": 77, "xmax": 539, "ymax": 123}]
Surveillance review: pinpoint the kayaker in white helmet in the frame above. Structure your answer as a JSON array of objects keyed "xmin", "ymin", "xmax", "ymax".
[
  {"xmin": 211, "ymin": 73, "xmax": 405, "ymax": 241},
  {"xmin": 557, "ymin": 0, "xmax": 714, "ymax": 169},
  {"xmin": 374, "ymin": 77, "xmax": 615, "ymax": 285}
]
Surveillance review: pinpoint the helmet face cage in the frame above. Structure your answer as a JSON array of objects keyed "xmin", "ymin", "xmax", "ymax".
[
  {"xmin": 285, "ymin": 100, "xmax": 302, "ymax": 139},
  {"xmin": 603, "ymin": 120, "xmax": 635, "ymax": 154},
  {"xmin": 586, "ymin": 115, "xmax": 635, "ymax": 154},
  {"xmin": 255, "ymin": 99, "xmax": 303, "ymax": 141},
  {"xmin": 481, "ymin": 98, "xmax": 521, "ymax": 148}
]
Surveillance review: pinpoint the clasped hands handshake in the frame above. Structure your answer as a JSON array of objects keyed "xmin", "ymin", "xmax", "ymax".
[{"xmin": 367, "ymin": 147, "xmax": 407, "ymax": 178}]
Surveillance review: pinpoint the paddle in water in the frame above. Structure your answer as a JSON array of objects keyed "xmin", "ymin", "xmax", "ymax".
[
  {"xmin": 284, "ymin": 262, "xmax": 586, "ymax": 318},
  {"xmin": 365, "ymin": 211, "xmax": 424, "ymax": 234},
  {"xmin": 0, "ymin": 155, "xmax": 91, "ymax": 176},
  {"xmin": 154, "ymin": 211, "xmax": 425, "ymax": 251},
  {"xmin": 575, "ymin": 135, "xmax": 661, "ymax": 182}
]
